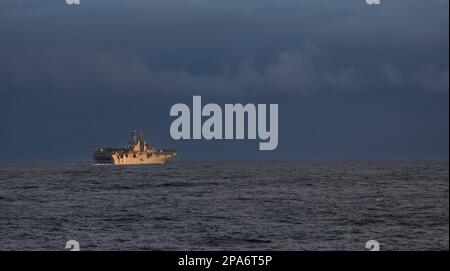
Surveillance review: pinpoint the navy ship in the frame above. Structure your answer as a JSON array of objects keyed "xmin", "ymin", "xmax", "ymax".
[{"xmin": 93, "ymin": 131, "xmax": 176, "ymax": 165}]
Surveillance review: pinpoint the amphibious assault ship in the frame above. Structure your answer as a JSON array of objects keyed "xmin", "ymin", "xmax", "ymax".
[{"xmin": 93, "ymin": 131, "xmax": 176, "ymax": 165}]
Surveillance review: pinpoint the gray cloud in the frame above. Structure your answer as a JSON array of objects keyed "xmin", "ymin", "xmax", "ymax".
[
  {"xmin": 380, "ymin": 63, "xmax": 449, "ymax": 94},
  {"xmin": 0, "ymin": 0, "xmax": 448, "ymax": 96},
  {"xmin": 381, "ymin": 64, "xmax": 403, "ymax": 86},
  {"xmin": 417, "ymin": 64, "xmax": 449, "ymax": 94},
  {"xmin": 0, "ymin": 43, "xmax": 367, "ymax": 96}
]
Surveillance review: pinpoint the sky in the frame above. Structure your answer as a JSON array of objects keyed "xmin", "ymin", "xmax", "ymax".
[{"xmin": 0, "ymin": 0, "xmax": 448, "ymax": 160}]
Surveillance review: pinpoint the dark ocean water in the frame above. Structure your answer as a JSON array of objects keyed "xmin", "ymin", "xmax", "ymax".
[{"xmin": 0, "ymin": 161, "xmax": 448, "ymax": 251}]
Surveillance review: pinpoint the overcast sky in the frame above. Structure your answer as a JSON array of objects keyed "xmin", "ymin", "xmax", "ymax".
[{"xmin": 0, "ymin": 0, "xmax": 448, "ymax": 160}]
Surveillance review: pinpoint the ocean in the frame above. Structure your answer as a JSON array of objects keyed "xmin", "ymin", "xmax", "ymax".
[{"xmin": 0, "ymin": 161, "xmax": 448, "ymax": 251}]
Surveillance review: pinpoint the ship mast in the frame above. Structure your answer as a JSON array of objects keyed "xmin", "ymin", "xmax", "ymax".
[{"xmin": 128, "ymin": 130, "xmax": 148, "ymax": 152}]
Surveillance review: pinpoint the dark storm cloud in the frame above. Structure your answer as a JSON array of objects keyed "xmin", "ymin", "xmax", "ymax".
[
  {"xmin": 0, "ymin": 0, "xmax": 448, "ymax": 96},
  {"xmin": 0, "ymin": 0, "xmax": 448, "ymax": 160},
  {"xmin": 0, "ymin": 43, "xmax": 366, "ymax": 96}
]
